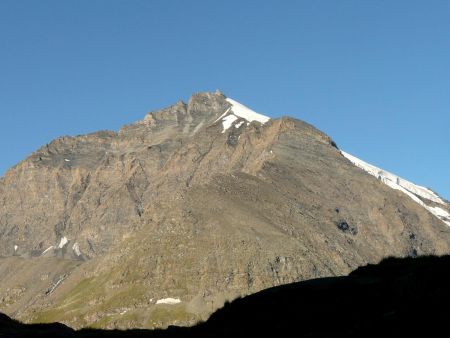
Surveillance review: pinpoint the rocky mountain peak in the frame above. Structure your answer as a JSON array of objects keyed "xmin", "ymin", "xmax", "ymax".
[{"xmin": 0, "ymin": 92, "xmax": 449, "ymax": 330}]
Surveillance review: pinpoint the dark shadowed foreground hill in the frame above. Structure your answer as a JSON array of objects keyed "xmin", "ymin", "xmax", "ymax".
[{"xmin": 2, "ymin": 255, "xmax": 450, "ymax": 338}]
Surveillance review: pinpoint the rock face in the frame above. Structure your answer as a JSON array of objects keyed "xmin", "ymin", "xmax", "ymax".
[{"xmin": 0, "ymin": 91, "xmax": 449, "ymax": 329}]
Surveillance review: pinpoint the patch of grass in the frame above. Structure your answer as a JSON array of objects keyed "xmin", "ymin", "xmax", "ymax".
[
  {"xmin": 86, "ymin": 315, "xmax": 112, "ymax": 329},
  {"xmin": 88, "ymin": 311, "xmax": 142, "ymax": 329},
  {"xmin": 62, "ymin": 275, "xmax": 109, "ymax": 305},
  {"xmin": 31, "ymin": 275, "xmax": 109, "ymax": 325},
  {"xmin": 98, "ymin": 286, "xmax": 146, "ymax": 311},
  {"xmin": 31, "ymin": 308, "xmax": 63, "ymax": 324},
  {"xmin": 146, "ymin": 305, "xmax": 197, "ymax": 327},
  {"xmin": 32, "ymin": 267, "xmax": 165, "ymax": 328}
]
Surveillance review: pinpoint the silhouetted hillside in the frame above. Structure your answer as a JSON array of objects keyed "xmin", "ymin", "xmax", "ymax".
[{"xmin": 2, "ymin": 255, "xmax": 450, "ymax": 337}]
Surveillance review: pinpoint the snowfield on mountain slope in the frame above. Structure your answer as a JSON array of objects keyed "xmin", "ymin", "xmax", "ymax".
[
  {"xmin": 217, "ymin": 98, "xmax": 271, "ymax": 132},
  {"xmin": 342, "ymin": 151, "xmax": 450, "ymax": 227}
]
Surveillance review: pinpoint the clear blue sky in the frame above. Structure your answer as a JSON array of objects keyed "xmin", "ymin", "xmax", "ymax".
[{"xmin": 1, "ymin": 0, "xmax": 449, "ymax": 199}]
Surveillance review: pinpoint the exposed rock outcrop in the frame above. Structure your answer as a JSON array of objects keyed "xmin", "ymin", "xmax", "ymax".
[{"xmin": 1, "ymin": 92, "xmax": 449, "ymax": 329}]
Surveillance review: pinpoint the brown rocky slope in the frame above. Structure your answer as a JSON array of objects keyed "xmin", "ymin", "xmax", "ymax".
[{"xmin": 0, "ymin": 91, "xmax": 449, "ymax": 329}]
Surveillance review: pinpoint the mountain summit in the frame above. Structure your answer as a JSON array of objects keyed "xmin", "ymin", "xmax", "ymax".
[{"xmin": 1, "ymin": 92, "xmax": 449, "ymax": 329}]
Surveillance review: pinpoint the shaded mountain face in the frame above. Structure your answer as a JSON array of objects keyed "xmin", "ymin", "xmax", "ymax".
[
  {"xmin": 2, "ymin": 255, "xmax": 450, "ymax": 338},
  {"xmin": 0, "ymin": 92, "xmax": 449, "ymax": 329}
]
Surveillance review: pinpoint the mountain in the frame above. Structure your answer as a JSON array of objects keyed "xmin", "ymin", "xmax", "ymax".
[
  {"xmin": 1, "ymin": 91, "xmax": 449, "ymax": 329},
  {"xmin": 2, "ymin": 255, "xmax": 450, "ymax": 338}
]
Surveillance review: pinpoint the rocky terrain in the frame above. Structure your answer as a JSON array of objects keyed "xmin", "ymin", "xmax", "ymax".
[
  {"xmin": 2, "ymin": 255, "xmax": 450, "ymax": 337},
  {"xmin": 1, "ymin": 91, "xmax": 449, "ymax": 329}
]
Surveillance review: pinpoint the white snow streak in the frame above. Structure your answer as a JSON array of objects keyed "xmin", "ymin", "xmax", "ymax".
[
  {"xmin": 42, "ymin": 246, "xmax": 54, "ymax": 255},
  {"xmin": 155, "ymin": 298, "xmax": 181, "ymax": 305},
  {"xmin": 72, "ymin": 242, "xmax": 81, "ymax": 256},
  {"xmin": 14, "ymin": 245, "xmax": 18, "ymax": 251},
  {"xmin": 214, "ymin": 107, "xmax": 231, "ymax": 124},
  {"xmin": 58, "ymin": 236, "xmax": 68, "ymax": 248},
  {"xmin": 341, "ymin": 151, "xmax": 444, "ymax": 204},
  {"xmin": 342, "ymin": 151, "xmax": 450, "ymax": 226}
]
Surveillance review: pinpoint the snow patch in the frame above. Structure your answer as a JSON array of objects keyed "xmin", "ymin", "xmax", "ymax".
[
  {"xmin": 226, "ymin": 98, "xmax": 270, "ymax": 124},
  {"xmin": 72, "ymin": 242, "xmax": 81, "ymax": 256},
  {"xmin": 156, "ymin": 298, "xmax": 181, "ymax": 305},
  {"xmin": 342, "ymin": 151, "xmax": 450, "ymax": 226},
  {"xmin": 64, "ymin": 159, "xmax": 70, "ymax": 162},
  {"xmin": 235, "ymin": 121, "xmax": 245, "ymax": 129},
  {"xmin": 221, "ymin": 115, "xmax": 238, "ymax": 133},
  {"xmin": 217, "ymin": 98, "xmax": 270, "ymax": 133},
  {"xmin": 14, "ymin": 245, "xmax": 18, "ymax": 251},
  {"xmin": 58, "ymin": 237, "xmax": 68, "ymax": 248}
]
